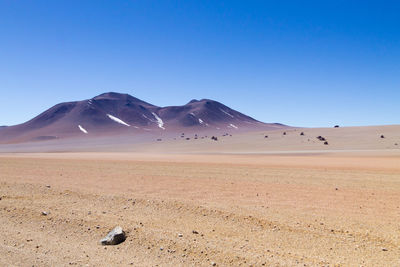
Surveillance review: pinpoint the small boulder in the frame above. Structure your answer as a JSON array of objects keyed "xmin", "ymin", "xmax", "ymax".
[{"xmin": 100, "ymin": 226, "xmax": 126, "ymax": 245}]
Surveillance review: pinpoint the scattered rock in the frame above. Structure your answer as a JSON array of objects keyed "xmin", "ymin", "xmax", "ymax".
[
  {"xmin": 211, "ymin": 262, "xmax": 217, "ymax": 266},
  {"xmin": 334, "ymin": 125, "xmax": 339, "ymax": 128},
  {"xmin": 41, "ymin": 211, "xmax": 49, "ymax": 216},
  {"xmin": 45, "ymin": 185, "xmax": 51, "ymax": 188},
  {"xmin": 324, "ymin": 141, "xmax": 329, "ymax": 145},
  {"xmin": 100, "ymin": 226, "xmax": 126, "ymax": 245},
  {"xmin": 178, "ymin": 233, "xmax": 183, "ymax": 237},
  {"xmin": 335, "ymin": 188, "xmax": 338, "ymax": 191},
  {"xmin": 300, "ymin": 132, "xmax": 304, "ymax": 136},
  {"xmin": 192, "ymin": 230, "xmax": 199, "ymax": 234},
  {"xmin": 380, "ymin": 135, "xmax": 385, "ymax": 139},
  {"xmin": 382, "ymin": 248, "xmax": 388, "ymax": 251},
  {"xmin": 283, "ymin": 132, "xmax": 286, "ymax": 135},
  {"xmin": 264, "ymin": 135, "xmax": 268, "ymax": 138},
  {"xmin": 160, "ymin": 247, "xmax": 164, "ymax": 251}
]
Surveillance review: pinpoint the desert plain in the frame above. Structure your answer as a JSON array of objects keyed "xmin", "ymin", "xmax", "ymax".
[{"xmin": 1, "ymin": 125, "xmax": 400, "ymax": 266}]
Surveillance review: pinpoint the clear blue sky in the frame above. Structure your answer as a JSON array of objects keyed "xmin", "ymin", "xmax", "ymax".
[{"xmin": 1, "ymin": 1, "xmax": 399, "ymax": 127}]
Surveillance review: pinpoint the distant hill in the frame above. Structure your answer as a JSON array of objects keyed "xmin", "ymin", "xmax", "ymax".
[{"xmin": 0, "ymin": 92, "xmax": 287, "ymax": 143}]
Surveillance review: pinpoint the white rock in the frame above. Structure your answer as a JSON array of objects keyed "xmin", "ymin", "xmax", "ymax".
[{"xmin": 100, "ymin": 226, "xmax": 126, "ymax": 245}]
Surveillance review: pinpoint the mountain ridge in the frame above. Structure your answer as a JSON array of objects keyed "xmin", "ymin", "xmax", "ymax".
[{"xmin": 0, "ymin": 92, "xmax": 287, "ymax": 143}]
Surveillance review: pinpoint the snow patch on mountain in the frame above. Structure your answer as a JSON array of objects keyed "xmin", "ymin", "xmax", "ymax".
[
  {"xmin": 152, "ymin": 112, "xmax": 165, "ymax": 129},
  {"xmin": 107, "ymin": 114, "xmax": 130, "ymax": 127},
  {"xmin": 220, "ymin": 108, "xmax": 234, "ymax": 118},
  {"xmin": 78, "ymin": 125, "xmax": 88, "ymax": 134},
  {"xmin": 229, "ymin": 123, "xmax": 238, "ymax": 129}
]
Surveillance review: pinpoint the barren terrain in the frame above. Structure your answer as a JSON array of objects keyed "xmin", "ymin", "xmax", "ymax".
[
  {"xmin": 1, "ymin": 149, "xmax": 400, "ymax": 266},
  {"xmin": 1, "ymin": 125, "xmax": 399, "ymax": 153}
]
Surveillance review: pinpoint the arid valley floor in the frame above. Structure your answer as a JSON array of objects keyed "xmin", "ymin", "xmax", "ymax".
[{"xmin": 1, "ymin": 126, "xmax": 400, "ymax": 266}]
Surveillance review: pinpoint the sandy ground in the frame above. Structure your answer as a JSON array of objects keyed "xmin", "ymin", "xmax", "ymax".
[{"xmin": 1, "ymin": 151, "xmax": 400, "ymax": 266}]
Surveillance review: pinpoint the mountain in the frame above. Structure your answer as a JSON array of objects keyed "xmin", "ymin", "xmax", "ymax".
[{"xmin": 0, "ymin": 92, "xmax": 286, "ymax": 143}]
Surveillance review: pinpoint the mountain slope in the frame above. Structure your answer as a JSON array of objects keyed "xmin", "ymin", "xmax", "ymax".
[{"xmin": 0, "ymin": 92, "xmax": 287, "ymax": 143}]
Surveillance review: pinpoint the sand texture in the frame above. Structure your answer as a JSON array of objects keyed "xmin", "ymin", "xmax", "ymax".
[{"xmin": 1, "ymin": 151, "xmax": 400, "ymax": 266}]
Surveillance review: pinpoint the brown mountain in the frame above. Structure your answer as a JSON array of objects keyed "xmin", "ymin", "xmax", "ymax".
[{"xmin": 0, "ymin": 92, "xmax": 286, "ymax": 143}]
